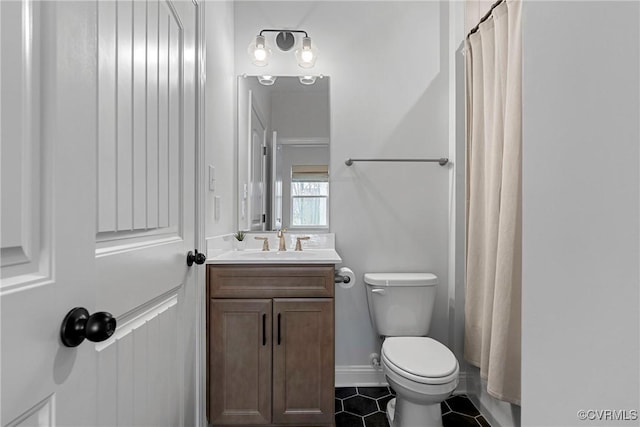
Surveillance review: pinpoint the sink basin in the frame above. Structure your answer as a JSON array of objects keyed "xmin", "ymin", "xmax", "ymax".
[
  {"xmin": 207, "ymin": 249, "xmax": 341, "ymax": 265},
  {"xmin": 238, "ymin": 251, "xmax": 318, "ymax": 259}
]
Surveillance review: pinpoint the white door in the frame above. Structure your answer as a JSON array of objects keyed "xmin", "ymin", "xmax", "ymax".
[
  {"xmin": 248, "ymin": 104, "xmax": 267, "ymax": 231},
  {"xmin": 271, "ymin": 131, "xmax": 282, "ymax": 230},
  {"xmin": 0, "ymin": 1, "xmax": 201, "ymax": 426}
]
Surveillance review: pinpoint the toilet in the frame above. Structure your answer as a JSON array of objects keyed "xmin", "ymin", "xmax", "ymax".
[{"xmin": 364, "ymin": 273, "xmax": 459, "ymax": 427}]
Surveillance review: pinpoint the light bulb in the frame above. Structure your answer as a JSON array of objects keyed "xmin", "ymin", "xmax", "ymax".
[
  {"xmin": 295, "ymin": 36, "xmax": 317, "ymax": 68},
  {"xmin": 248, "ymin": 35, "xmax": 271, "ymax": 67},
  {"xmin": 254, "ymin": 48, "xmax": 267, "ymax": 61},
  {"xmin": 301, "ymin": 50, "xmax": 314, "ymax": 62}
]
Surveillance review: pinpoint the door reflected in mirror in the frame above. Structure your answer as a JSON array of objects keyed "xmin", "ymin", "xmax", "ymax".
[{"xmin": 237, "ymin": 76, "xmax": 330, "ymax": 232}]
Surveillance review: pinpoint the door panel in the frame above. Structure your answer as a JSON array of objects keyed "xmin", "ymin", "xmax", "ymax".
[
  {"xmin": 94, "ymin": 0, "xmax": 193, "ymax": 322},
  {"xmin": 5, "ymin": 395, "xmax": 55, "ymax": 427},
  {"xmin": 209, "ymin": 299, "xmax": 272, "ymax": 425},
  {"xmin": 272, "ymin": 299, "xmax": 334, "ymax": 425},
  {"xmin": 94, "ymin": 2, "xmax": 197, "ymax": 426},
  {"xmin": 96, "ymin": 296, "xmax": 179, "ymax": 427},
  {"xmin": 1, "ymin": 1, "xmax": 199, "ymax": 426},
  {"xmin": 249, "ymin": 104, "xmax": 266, "ymax": 231},
  {"xmin": 1, "ymin": 2, "xmax": 97, "ymax": 425},
  {"xmin": 0, "ymin": 0, "xmax": 44, "ymax": 275}
]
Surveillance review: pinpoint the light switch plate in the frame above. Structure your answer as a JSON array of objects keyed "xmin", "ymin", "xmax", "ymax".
[{"xmin": 214, "ymin": 196, "xmax": 221, "ymax": 221}]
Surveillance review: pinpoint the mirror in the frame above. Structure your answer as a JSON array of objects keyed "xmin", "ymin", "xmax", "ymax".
[{"xmin": 237, "ymin": 75, "xmax": 330, "ymax": 232}]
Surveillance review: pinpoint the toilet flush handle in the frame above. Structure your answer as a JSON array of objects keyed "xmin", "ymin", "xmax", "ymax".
[{"xmin": 371, "ymin": 288, "xmax": 386, "ymax": 295}]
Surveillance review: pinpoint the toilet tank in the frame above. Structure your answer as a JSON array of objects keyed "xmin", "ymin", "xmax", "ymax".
[{"xmin": 364, "ymin": 273, "xmax": 438, "ymax": 337}]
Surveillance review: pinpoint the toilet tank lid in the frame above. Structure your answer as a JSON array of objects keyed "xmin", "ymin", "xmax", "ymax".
[{"xmin": 363, "ymin": 273, "xmax": 438, "ymax": 287}]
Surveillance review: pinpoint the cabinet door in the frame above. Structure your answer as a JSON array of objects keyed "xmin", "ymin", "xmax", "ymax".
[
  {"xmin": 272, "ymin": 298, "xmax": 334, "ymax": 425},
  {"xmin": 210, "ymin": 299, "xmax": 272, "ymax": 425}
]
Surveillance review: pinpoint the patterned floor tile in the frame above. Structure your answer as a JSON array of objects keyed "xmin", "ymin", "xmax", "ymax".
[
  {"xmin": 336, "ymin": 411, "xmax": 365, "ymax": 427},
  {"xmin": 363, "ymin": 411, "xmax": 388, "ymax": 427},
  {"xmin": 477, "ymin": 415, "xmax": 491, "ymax": 427},
  {"xmin": 446, "ymin": 394, "xmax": 481, "ymax": 417},
  {"xmin": 358, "ymin": 386, "xmax": 391, "ymax": 399},
  {"xmin": 376, "ymin": 395, "xmax": 394, "ymax": 413},
  {"xmin": 334, "ymin": 387, "xmax": 491, "ymax": 427},
  {"xmin": 336, "ymin": 387, "xmax": 358, "ymax": 399},
  {"xmin": 443, "ymin": 411, "xmax": 481, "ymax": 427},
  {"xmin": 343, "ymin": 395, "xmax": 378, "ymax": 417}
]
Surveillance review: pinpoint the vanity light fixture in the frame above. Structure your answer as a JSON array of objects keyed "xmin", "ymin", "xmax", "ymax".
[{"xmin": 249, "ymin": 29, "xmax": 317, "ymax": 68}]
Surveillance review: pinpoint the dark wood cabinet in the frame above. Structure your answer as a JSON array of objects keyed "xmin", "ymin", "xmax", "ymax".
[
  {"xmin": 207, "ymin": 264, "xmax": 335, "ymax": 427},
  {"xmin": 209, "ymin": 299, "xmax": 272, "ymax": 425},
  {"xmin": 272, "ymin": 299, "xmax": 334, "ymax": 425}
]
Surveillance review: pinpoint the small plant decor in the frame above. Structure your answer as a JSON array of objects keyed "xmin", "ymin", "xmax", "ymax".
[{"xmin": 233, "ymin": 230, "xmax": 246, "ymax": 251}]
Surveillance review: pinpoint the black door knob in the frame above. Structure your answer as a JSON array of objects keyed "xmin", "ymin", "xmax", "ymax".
[
  {"xmin": 60, "ymin": 307, "xmax": 116, "ymax": 347},
  {"xmin": 186, "ymin": 249, "xmax": 206, "ymax": 266}
]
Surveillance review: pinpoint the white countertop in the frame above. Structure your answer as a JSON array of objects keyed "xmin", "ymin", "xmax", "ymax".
[
  {"xmin": 205, "ymin": 233, "xmax": 341, "ymax": 265},
  {"xmin": 206, "ymin": 248, "xmax": 342, "ymax": 265}
]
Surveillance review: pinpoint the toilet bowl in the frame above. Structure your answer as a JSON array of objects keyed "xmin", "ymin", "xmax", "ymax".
[
  {"xmin": 381, "ymin": 337, "xmax": 458, "ymax": 427},
  {"xmin": 364, "ymin": 273, "xmax": 459, "ymax": 427}
]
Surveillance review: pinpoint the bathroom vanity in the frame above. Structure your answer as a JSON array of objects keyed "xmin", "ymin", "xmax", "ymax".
[{"xmin": 206, "ymin": 246, "xmax": 340, "ymax": 427}]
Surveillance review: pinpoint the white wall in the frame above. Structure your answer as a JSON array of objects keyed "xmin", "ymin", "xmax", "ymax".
[
  {"xmin": 271, "ymin": 90, "xmax": 330, "ymax": 139},
  {"xmin": 522, "ymin": 2, "xmax": 640, "ymax": 426},
  {"xmin": 204, "ymin": 1, "xmax": 236, "ymax": 238},
  {"xmin": 464, "ymin": 0, "xmax": 496, "ymax": 33},
  {"xmin": 234, "ymin": 1, "xmax": 455, "ymax": 374}
]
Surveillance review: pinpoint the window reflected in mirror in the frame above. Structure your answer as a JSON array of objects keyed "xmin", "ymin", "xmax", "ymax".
[{"xmin": 291, "ymin": 165, "xmax": 329, "ymax": 228}]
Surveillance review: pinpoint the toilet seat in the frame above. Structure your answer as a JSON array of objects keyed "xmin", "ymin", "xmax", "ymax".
[{"xmin": 382, "ymin": 337, "xmax": 458, "ymax": 385}]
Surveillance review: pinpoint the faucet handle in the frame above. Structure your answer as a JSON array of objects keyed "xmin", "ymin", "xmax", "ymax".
[
  {"xmin": 294, "ymin": 236, "xmax": 311, "ymax": 251},
  {"xmin": 254, "ymin": 236, "xmax": 270, "ymax": 251}
]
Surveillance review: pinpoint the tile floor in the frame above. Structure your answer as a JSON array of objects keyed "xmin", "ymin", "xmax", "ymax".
[{"xmin": 335, "ymin": 387, "xmax": 490, "ymax": 427}]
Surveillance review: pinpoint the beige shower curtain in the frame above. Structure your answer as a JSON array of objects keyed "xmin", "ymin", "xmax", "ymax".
[{"xmin": 464, "ymin": 0, "xmax": 522, "ymax": 405}]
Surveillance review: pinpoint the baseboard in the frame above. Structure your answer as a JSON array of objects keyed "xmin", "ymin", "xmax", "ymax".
[
  {"xmin": 335, "ymin": 365, "xmax": 386, "ymax": 387},
  {"xmin": 335, "ymin": 366, "xmax": 470, "ymax": 394},
  {"xmin": 454, "ymin": 371, "xmax": 469, "ymax": 395}
]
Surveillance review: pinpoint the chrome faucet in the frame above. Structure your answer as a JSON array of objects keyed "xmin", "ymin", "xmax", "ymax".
[{"xmin": 277, "ymin": 228, "xmax": 287, "ymax": 251}]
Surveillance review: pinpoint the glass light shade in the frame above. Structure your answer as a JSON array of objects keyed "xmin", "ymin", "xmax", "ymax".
[
  {"xmin": 295, "ymin": 36, "xmax": 317, "ymax": 68},
  {"xmin": 258, "ymin": 75, "xmax": 277, "ymax": 86},
  {"xmin": 298, "ymin": 75, "xmax": 317, "ymax": 85},
  {"xmin": 248, "ymin": 35, "xmax": 271, "ymax": 67}
]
